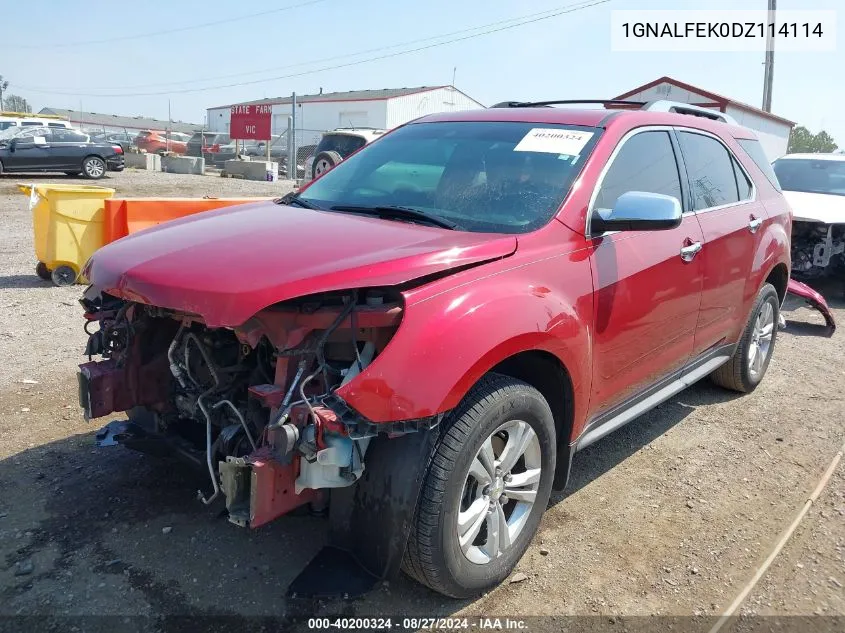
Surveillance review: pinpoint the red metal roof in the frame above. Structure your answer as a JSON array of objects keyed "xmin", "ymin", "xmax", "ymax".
[{"xmin": 614, "ymin": 77, "xmax": 795, "ymax": 127}]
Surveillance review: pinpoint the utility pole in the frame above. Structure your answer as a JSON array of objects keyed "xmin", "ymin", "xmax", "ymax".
[
  {"xmin": 761, "ymin": 0, "xmax": 776, "ymax": 112},
  {"xmin": 167, "ymin": 99, "xmax": 172, "ymax": 152},
  {"xmin": 290, "ymin": 93, "xmax": 297, "ymax": 182}
]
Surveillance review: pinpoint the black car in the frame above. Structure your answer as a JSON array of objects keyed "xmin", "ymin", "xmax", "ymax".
[
  {"xmin": 90, "ymin": 131, "xmax": 136, "ymax": 151},
  {"xmin": 186, "ymin": 131, "xmax": 230, "ymax": 165},
  {"xmin": 0, "ymin": 127, "xmax": 124, "ymax": 179}
]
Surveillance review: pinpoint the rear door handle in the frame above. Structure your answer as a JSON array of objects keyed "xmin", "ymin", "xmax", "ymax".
[
  {"xmin": 748, "ymin": 217, "xmax": 763, "ymax": 233},
  {"xmin": 680, "ymin": 241, "xmax": 702, "ymax": 262}
]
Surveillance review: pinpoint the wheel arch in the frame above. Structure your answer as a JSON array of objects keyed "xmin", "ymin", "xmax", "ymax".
[
  {"xmin": 764, "ymin": 261, "xmax": 789, "ymax": 304},
  {"xmin": 490, "ymin": 350, "xmax": 576, "ymax": 490},
  {"xmin": 82, "ymin": 153, "xmax": 107, "ymax": 163}
]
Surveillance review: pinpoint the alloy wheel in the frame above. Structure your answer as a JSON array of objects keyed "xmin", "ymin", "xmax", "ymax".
[
  {"xmin": 457, "ymin": 420, "xmax": 542, "ymax": 565},
  {"xmin": 748, "ymin": 300, "xmax": 774, "ymax": 379},
  {"xmin": 85, "ymin": 159, "xmax": 105, "ymax": 178}
]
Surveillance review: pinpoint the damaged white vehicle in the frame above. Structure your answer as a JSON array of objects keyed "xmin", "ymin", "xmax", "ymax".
[{"xmin": 774, "ymin": 153, "xmax": 845, "ymax": 289}]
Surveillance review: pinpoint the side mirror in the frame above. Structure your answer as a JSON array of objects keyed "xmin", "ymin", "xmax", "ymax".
[
  {"xmin": 591, "ymin": 191, "xmax": 682, "ymax": 234},
  {"xmin": 8, "ymin": 139, "xmax": 17, "ymax": 151}
]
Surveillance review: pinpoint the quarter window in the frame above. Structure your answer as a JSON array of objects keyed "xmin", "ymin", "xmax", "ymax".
[
  {"xmin": 738, "ymin": 138, "xmax": 781, "ymax": 191},
  {"xmin": 678, "ymin": 132, "xmax": 740, "ymax": 210},
  {"xmin": 733, "ymin": 158, "xmax": 753, "ymax": 200},
  {"xmin": 593, "ymin": 131, "xmax": 683, "ymax": 211}
]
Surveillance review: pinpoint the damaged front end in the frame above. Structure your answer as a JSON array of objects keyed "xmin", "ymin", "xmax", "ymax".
[
  {"xmin": 78, "ymin": 285, "xmax": 427, "ymax": 533},
  {"xmin": 791, "ymin": 220, "xmax": 845, "ymax": 283}
]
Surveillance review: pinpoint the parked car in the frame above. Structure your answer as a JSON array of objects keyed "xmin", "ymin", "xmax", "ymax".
[
  {"xmin": 134, "ymin": 130, "xmax": 188, "ymax": 155},
  {"xmin": 186, "ymin": 131, "xmax": 229, "ymax": 164},
  {"xmin": 305, "ymin": 128, "xmax": 385, "ymax": 180},
  {"xmin": 91, "ymin": 131, "xmax": 137, "ymax": 151},
  {"xmin": 78, "ymin": 100, "xmax": 790, "ymax": 599},
  {"xmin": 772, "ymin": 153, "xmax": 845, "ymax": 287},
  {"xmin": 244, "ymin": 135, "xmax": 287, "ymax": 160},
  {"xmin": 0, "ymin": 126, "xmax": 124, "ymax": 178}
]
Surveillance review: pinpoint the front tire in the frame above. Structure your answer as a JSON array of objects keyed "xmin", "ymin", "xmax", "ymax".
[
  {"xmin": 711, "ymin": 283, "xmax": 780, "ymax": 393},
  {"xmin": 81, "ymin": 156, "xmax": 106, "ymax": 179},
  {"xmin": 402, "ymin": 374, "xmax": 556, "ymax": 598}
]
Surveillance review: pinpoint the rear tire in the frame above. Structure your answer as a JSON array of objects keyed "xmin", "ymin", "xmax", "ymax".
[
  {"xmin": 711, "ymin": 283, "xmax": 780, "ymax": 393},
  {"xmin": 81, "ymin": 156, "xmax": 106, "ymax": 179},
  {"xmin": 51, "ymin": 265, "xmax": 78, "ymax": 287},
  {"xmin": 35, "ymin": 262, "xmax": 51, "ymax": 281},
  {"xmin": 402, "ymin": 373, "xmax": 556, "ymax": 598},
  {"xmin": 311, "ymin": 150, "xmax": 342, "ymax": 179}
]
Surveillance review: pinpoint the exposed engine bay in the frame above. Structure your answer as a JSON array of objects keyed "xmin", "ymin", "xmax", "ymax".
[
  {"xmin": 78, "ymin": 286, "xmax": 409, "ymax": 528},
  {"xmin": 791, "ymin": 220, "xmax": 845, "ymax": 280}
]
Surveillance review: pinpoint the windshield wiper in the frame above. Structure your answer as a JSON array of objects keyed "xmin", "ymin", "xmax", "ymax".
[
  {"xmin": 275, "ymin": 191, "xmax": 321, "ymax": 209},
  {"xmin": 329, "ymin": 205, "xmax": 459, "ymax": 230}
]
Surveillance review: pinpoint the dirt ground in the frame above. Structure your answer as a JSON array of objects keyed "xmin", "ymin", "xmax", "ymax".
[{"xmin": 0, "ymin": 170, "xmax": 842, "ymax": 632}]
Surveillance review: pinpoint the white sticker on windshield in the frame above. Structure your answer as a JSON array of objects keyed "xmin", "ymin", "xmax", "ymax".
[{"xmin": 513, "ymin": 128, "xmax": 594, "ymax": 155}]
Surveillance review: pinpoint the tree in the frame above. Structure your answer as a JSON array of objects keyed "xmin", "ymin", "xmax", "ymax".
[
  {"xmin": 788, "ymin": 125, "xmax": 839, "ymax": 153},
  {"xmin": 4, "ymin": 94, "xmax": 31, "ymax": 113},
  {"xmin": 0, "ymin": 75, "xmax": 8, "ymax": 111}
]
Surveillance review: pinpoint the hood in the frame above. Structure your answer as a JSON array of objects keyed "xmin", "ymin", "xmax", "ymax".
[
  {"xmin": 783, "ymin": 190, "xmax": 845, "ymax": 223},
  {"xmin": 86, "ymin": 202, "xmax": 517, "ymax": 327}
]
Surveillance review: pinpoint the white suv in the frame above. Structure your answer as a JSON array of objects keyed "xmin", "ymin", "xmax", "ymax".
[
  {"xmin": 0, "ymin": 116, "xmax": 72, "ymax": 132},
  {"xmin": 305, "ymin": 128, "xmax": 385, "ymax": 180}
]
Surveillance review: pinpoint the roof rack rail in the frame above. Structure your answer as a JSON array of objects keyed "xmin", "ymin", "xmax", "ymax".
[
  {"xmin": 490, "ymin": 98, "xmax": 738, "ymax": 125},
  {"xmin": 491, "ymin": 99, "xmax": 645, "ymax": 109},
  {"xmin": 642, "ymin": 100, "xmax": 738, "ymax": 125}
]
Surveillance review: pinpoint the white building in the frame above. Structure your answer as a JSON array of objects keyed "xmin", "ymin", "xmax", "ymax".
[
  {"xmin": 206, "ymin": 86, "xmax": 483, "ymax": 145},
  {"xmin": 615, "ymin": 77, "xmax": 795, "ymax": 160}
]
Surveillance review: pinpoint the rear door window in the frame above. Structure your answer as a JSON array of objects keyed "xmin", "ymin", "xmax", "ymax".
[
  {"xmin": 317, "ymin": 134, "xmax": 366, "ymax": 158},
  {"xmin": 54, "ymin": 130, "xmax": 88, "ymax": 143},
  {"xmin": 678, "ymin": 132, "xmax": 740, "ymax": 210},
  {"xmin": 593, "ymin": 130, "xmax": 683, "ymax": 211}
]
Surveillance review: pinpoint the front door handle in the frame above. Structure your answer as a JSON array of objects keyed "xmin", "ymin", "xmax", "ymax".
[
  {"xmin": 680, "ymin": 241, "xmax": 702, "ymax": 262},
  {"xmin": 748, "ymin": 216, "xmax": 763, "ymax": 233}
]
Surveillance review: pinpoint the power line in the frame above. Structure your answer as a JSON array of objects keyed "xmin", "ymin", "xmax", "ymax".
[
  {"xmin": 1, "ymin": 0, "xmax": 329, "ymax": 50},
  {"xmin": 19, "ymin": 5, "xmax": 587, "ymax": 92},
  {"xmin": 15, "ymin": 0, "xmax": 611, "ymax": 99}
]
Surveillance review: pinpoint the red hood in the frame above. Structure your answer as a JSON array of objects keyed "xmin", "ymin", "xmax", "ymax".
[{"xmin": 86, "ymin": 202, "xmax": 517, "ymax": 327}]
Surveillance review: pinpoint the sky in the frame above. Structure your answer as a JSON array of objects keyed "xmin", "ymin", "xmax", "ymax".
[{"xmin": 1, "ymin": 0, "xmax": 842, "ymax": 145}]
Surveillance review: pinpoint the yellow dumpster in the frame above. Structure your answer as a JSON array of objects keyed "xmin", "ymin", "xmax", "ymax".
[{"xmin": 18, "ymin": 183, "xmax": 115, "ymax": 286}]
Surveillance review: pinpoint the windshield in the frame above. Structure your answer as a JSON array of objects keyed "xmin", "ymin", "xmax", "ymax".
[
  {"xmin": 0, "ymin": 126, "xmax": 48, "ymax": 140},
  {"xmin": 772, "ymin": 158, "xmax": 845, "ymax": 196},
  {"xmin": 299, "ymin": 121, "xmax": 600, "ymax": 233},
  {"xmin": 0, "ymin": 121, "xmax": 14, "ymax": 131}
]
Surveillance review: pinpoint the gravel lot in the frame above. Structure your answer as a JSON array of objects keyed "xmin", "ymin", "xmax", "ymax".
[{"xmin": 0, "ymin": 170, "xmax": 842, "ymax": 632}]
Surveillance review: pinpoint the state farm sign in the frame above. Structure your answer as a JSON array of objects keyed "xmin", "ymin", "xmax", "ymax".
[{"xmin": 230, "ymin": 104, "xmax": 272, "ymax": 140}]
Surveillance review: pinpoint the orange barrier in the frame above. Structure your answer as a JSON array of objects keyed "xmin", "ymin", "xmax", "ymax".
[{"xmin": 103, "ymin": 197, "xmax": 273, "ymax": 243}]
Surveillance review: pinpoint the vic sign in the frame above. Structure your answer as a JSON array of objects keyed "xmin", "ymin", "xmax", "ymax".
[{"xmin": 230, "ymin": 104, "xmax": 272, "ymax": 141}]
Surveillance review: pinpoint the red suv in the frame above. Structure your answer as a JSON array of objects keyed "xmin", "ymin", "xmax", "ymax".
[{"xmin": 78, "ymin": 100, "xmax": 791, "ymax": 599}]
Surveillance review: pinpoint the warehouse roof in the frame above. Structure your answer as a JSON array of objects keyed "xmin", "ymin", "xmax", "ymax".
[
  {"xmin": 209, "ymin": 85, "xmax": 480, "ymax": 110},
  {"xmin": 38, "ymin": 108, "xmax": 202, "ymax": 133},
  {"xmin": 614, "ymin": 77, "xmax": 795, "ymax": 127}
]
